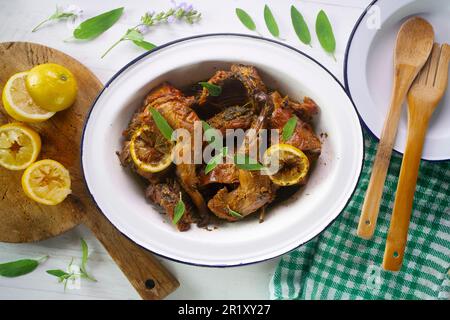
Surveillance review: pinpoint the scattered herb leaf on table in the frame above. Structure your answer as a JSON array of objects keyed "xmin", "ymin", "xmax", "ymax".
[
  {"xmin": 264, "ymin": 5, "xmax": 280, "ymax": 38},
  {"xmin": 73, "ymin": 7, "xmax": 124, "ymax": 40},
  {"xmin": 291, "ymin": 5, "xmax": 312, "ymax": 46},
  {"xmin": 316, "ymin": 10, "xmax": 337, "ymax": 60}
]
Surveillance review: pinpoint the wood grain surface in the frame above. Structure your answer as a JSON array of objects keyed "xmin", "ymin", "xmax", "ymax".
[{"xmin": 0, "ymin": 42, "xmax": 179, "ymax": 299}]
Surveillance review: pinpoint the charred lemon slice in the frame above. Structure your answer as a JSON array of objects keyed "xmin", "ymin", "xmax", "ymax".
[
  {"xmin": 130, "ymin": 125, "xmax": 174, "ymax": 173},
  {"xmin": 263, "ymin": 144, "xmax": 309, "ymax": 186},
  {"xmin": 0, "ymin": 123, "xmax": 41, "ymax": 170},
  {"xmin": 2, "ymin": 72, "xmax": 55, "ymax": 123},
  {"xmin": 22, "ymin": 159, "xmax": 71, "ymax": 205}
]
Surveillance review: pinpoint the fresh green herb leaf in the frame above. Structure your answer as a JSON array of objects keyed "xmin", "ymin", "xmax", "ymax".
[
  {"xmin": 234, "ymin": 154, "xmax": 265, "ymax": 171},
  {"xmin": 264, "ymin": 5, "xmax": 280, "ymax": 38},
  {"xmin": 316, "ymin": 10, "xmax": 336, "ymax": 60},
  {"xmin": 205, "ymin": 147, "xmax": 228, "ymax": 175},
  {"xmin": 291, "ymin": 6, "xmax": 311, "ymax": 46},
  {"xmin": 79, "ymin": 239, "xmax": 96, "ymax": 282},
  {"xmin": 172, "ymin": 193, "xmax": 186, "ymax": 225},
  {"xmin": 227, "ymin": 207, "xmax": 243, "ymax": 219},
  {"xmin": 282, "ymin": 116, "xmax": 298, "ymax": 141},
  {"xmin": 123, "ymin": 29, "xmax": 143, "ymax": 41},
  {"xmin": 132, "ymin": 40, "xmax": 157, "ymax": 50},
  {"xmin": 0, "ymin": 256, "xmax": 47, "ymax": 278},
  {"xmin": 235, "ymin": 8, "xmax": 256, "ymax": 32},
  {"xmin": 80, "ymin": 238, "xmax": 88, "ymax": 271},
  {"xmin": 73, "ymin": 7, "xmax": 124, "ymax": 40},
  {"xmin": 149, "ymin": 108, "xmax": 174, "ymax": 141},
  {"xmin": 46, "ymin": 269, "xmax": 69, "ymax": 278},
  {"xmin": 199, "ymin": 82, "xmax": 222, "ymax": 97}
]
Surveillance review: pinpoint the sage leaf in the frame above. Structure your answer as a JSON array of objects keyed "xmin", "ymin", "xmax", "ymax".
[
  {"xmin": 264, "ymin": 5, "xmax": 280, "ymax": 38},
  {"xmin": 235, "ymin": 8, "xmax": 256, "ymax": 31},
  {"xmin": 80, "ymin": 238, "xmax": 88, "ymax": 271},
  {"xmin": 46, "ymin": 269, "xmax": 69, "ymax": 279},
  {"xmin": 291, "ymin": 6, "xmax": 311, "ymax": 46},
  {"xmin": 282, "ymin": 116, "xmax": 298, "ymax": 141},
  {"xmin": 79, "ymin": 239, "xmax": 96, "ymax": 282},
  {"xmin": 316, "ymin": 10, "xmax": 336, "ymax": 59},
  {"xmin": 205, "ymin": 147, "xmax": 228, "ymax": 175},
  {"xmin": 234, "ymin": 154, "xmax": 265, "ymax": 171},
  {"xmin": 73, "ymin": 7, "xmax": 124, "ymax": 40},
  {"xmin": 0, "ymin": 257, "xmax": 47, "ymax": 278},
  {"xmin": 199, "ymin": 82, "xmax": 222, "ymax": 97},
  {"xmin": 133, "ymin": 40, "xmax": 156, "ymax": 50},
  {"xmin": 228, "ymin": 207, "xmax": 243, "ymax": 219},
  {"xmin": 123, "ymin": 29, "xmax": 143, "ymax": 41},
  {"xmin": 149, "ymin": 108, "xmax": 174, "ymax": 141},
  {"xmin": 172, "ymin": 193, "xmax": 186, "ymax": 225}
]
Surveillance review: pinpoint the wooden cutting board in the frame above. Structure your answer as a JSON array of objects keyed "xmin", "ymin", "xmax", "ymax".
[{"xmin": 0, "ymin": 42, "xmax": 179, "ymax": 299}]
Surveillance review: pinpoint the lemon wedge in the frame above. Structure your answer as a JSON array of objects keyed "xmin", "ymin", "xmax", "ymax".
[
  {"xmin": 0, "ymin": 123, "xmax": 41, "ymax": 170},
  {"xmin": 130, "ymin": 125, "xmax": 174, "ymax": 173},
  {"xmin": 263, "ymin": 143, "xmax": 310, "ymax": 186},
  {"xmin": 2, "ymin": 72, "xmax": 56, "ymax": 123},
  {"xmin": 22, "ymin": 159, "xmax": 71, "ymax": 205}
]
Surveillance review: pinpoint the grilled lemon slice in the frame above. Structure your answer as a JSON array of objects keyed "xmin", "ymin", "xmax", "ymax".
[
  {"xmin": 0, "ymin": 123, "xmax": 41, "ymax": 170},
  {"xmin": 22, "ymin": 159, "xmax": 71, "ymax": 205},
  {"xmin": 130, "ymin": 125, "xmax": 174, "ymax": 173},
  {"xmin": 263, "ymin": 144, "xmax": 309, "ymax": 186}
]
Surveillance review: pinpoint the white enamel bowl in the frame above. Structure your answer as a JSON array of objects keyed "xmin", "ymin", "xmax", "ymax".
[
  {"xmin": 82, "ymin": 34, "xmax": 363, "ymax": 266},
  {"xmin": 345, "ymin": 0, "xmax": 450, "ymax": 160}
]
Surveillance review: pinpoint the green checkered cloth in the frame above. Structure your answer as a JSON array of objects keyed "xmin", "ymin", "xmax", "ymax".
[{"xmin": 270, "ymin": 130, "xmax": 450, "ymax": 300}]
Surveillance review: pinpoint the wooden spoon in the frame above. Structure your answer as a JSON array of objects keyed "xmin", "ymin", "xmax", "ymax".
[
  {"xmin": 383, "ymin": 43, "xmax": 450, "ymax": 271},
  {"xmin": 357, "ymin": 17, "xmax": 434, "ymax": 239}
]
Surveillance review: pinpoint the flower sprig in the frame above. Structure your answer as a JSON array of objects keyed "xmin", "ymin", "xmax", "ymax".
[
  {"xmin": 101, "ymin": 1, "xmax": 201, "ymax": 58},
  {"xmin": 32, "ymin": 5, "xmax": 83, "ymax": 32}
]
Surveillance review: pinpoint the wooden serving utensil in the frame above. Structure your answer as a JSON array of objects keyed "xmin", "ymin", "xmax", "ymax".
[
  {"xmin": 357, "ymin": 17, "xmax": 434, "ymax": 239},
  {"xmin": 383, "ymin": 43, "xmax": 450, "ymax": 271}
]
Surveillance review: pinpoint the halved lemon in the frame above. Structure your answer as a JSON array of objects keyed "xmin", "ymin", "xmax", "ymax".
[
  {"xmin": 2, "ymin": 72, "xmax": 56, "ymax": 123},
  {"xmin": 263, "ymin": 143, "xmax": 310, "ymax": 186},
  {"xmin": 130, "ymin": 125, "xmax": 174, "ymax": 173},
  {"xmin": 0, "ymin": 123, "xmax": 41, "ymax": 170},
  {"xmin": 26, "ymin": 63, "xmax": 78, "ymax": 112},
  {"xmin": 22, "ymin": 159, "xmax": 71, "ymax": 205}
]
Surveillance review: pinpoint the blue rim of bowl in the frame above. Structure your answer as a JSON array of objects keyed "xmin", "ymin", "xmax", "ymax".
[
  {"xmin": 81, "ymin": 33, "xmax": 365, "ymax": 267},
  {"xmin": 343, "ymin": 0, "xmax": 450, "ymax": 163}
]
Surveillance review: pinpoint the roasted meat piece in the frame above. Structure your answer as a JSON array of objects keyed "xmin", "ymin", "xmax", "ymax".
[
  {"xmin": 287, "ymin": 97, "xmax": 319, "ymax": 123},
  {"xmin": 206, "ymin": 104, "xmax": 256, "ymax": 134},
  {"xmin": 144, "ymin": 83, "xmax": 209, "ymax": 220},
  {"xmin": 270, "ymin": 92, "xmax": 322, "ymax": 161},
  {"xmin": 145, "ymin": 178, "xmax": 194, "ymax": 231},
  {"xmin": 198, "ymin": 64, "xmax": 267, "ymax": 110},
  {"xmin": 207, "ymin": 93, "xmax": 276, "ymax": 221}
]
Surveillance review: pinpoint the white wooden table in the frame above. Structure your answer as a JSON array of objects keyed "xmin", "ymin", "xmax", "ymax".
[{"xmin": 0, "ymin": 0, "xmax": 371, "ymax": 299}]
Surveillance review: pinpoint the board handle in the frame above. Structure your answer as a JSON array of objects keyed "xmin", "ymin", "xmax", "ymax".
[{"xmin": 83, "ymin": 211, "xmax": 179, "ymax": 300}]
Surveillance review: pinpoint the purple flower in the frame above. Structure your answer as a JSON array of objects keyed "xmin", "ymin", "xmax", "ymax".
[
  {"xmin": 136, "ymin": 24, "xmax": 149, "ymax": 34},
  {"xmin": 167, "ymin": 16, "xmax": 176, "ymax": 23},
  {"xmin": 146, "ymin": 10, "xmax": 155, "ymax": 17},
  {"xmin": 184, "ymin": 4, "xmax": 193, "ymax": 12}
]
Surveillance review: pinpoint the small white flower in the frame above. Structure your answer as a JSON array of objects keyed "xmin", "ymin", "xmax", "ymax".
[
  {"xmin": 63, "ymin": 4, "xmax": 83, "ymax": 16},
  {"xmin": 146, "ymin": 10, "xmax": 155, "ymax": 17}
]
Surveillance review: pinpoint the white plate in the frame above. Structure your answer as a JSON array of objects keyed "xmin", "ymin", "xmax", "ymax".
[
  {"xmin": 82, "ymin": 34, "xmax": 363, "ymax": 266},
  {"xmin": 345, "ymin": 0, "xmax": 450, "ymax": 161}
]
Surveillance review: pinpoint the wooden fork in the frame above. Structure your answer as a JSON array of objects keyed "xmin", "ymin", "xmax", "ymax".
[{"xmin": 383, "ymin": 43, "xmax": 450, "ymax": 271}]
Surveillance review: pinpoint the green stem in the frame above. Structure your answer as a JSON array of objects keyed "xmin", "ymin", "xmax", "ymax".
[
  {"xmin": 37, "ymin": 255, "xmax": 49, "ymax": 263},
  {"xmin": 101, "ymin": 38, "xmax": 124, "ymax": 58},
  {"xmin": 32, "ymin": 18, "xmax": 51, "ymax": 32}
]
